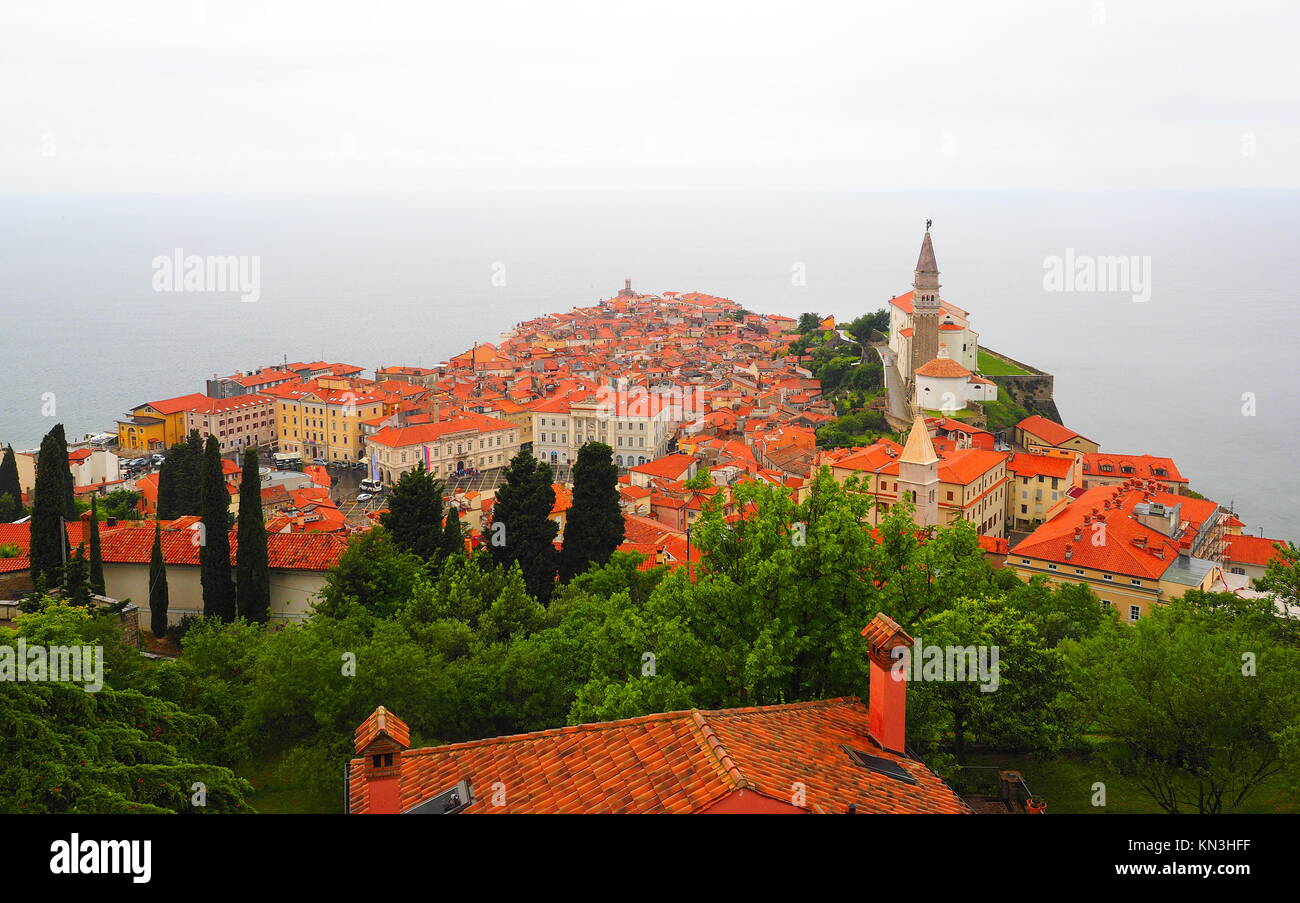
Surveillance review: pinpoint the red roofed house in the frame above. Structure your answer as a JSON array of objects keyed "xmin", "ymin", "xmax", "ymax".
[
  {"xmin": 1005, "ymin": 448, "xmax": 1083, "ymax": 532},
  {"xmin": 1010, "ymin": 481, "xmax": 1229, "ymax": 621},
  {"xmin": 347, "ymin": 614, "xmax": 970, "ymax": 815},
  {"xmin": 1224, "ymin": 534, "xmax": 1290, "ymax": 585},
  {"xmin": 1081, "ymin": 453, "xmax": 1189, "ymax": 493},
  {"xmin": 628, "ymin": 453, "xmax": 697, "ymax": 488},
  {"xmin": 1016, "ymin": 415, "xmax": 1099, "ymax": 455},
  {"xmin": 183, "ymin": 393, "xmax": 277, "ymax": 455},
  {"xmin": 365, "ymin": 413, "xmax": 519, "ymax": 484},
  {"xmin": 116, "ymin": 393, "xmax": 212, "ymax": 453},
  {"xmin": 827, "ymin": 417, "xmax": 1008, "ymax": 538},
  {"xmin": 96, "ymin": 523, "xmax": 348, "ymax": 624}
]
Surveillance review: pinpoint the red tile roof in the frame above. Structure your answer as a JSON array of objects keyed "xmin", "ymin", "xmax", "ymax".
[
  {"xmin": 95, "ymin": 525, "xmax": 347, "ymax": 570},
  {"xmin": 348, "ymin": 697, "xmax": 969, "ymax": 815},
  {"xmin": 630, "ymin": 454, "xmax": 695, "ymax": 480},
  {"xmin": 1017, "ymin": 415, "xmax": 1093, "ymax": 447},
  {"xmin": 1081, "ymin": 453, "xmax": 1187, "ymax": 484},
  {"xmin": 1225, "ymin": 534, "xmax": 1288, "ymax": 568}
]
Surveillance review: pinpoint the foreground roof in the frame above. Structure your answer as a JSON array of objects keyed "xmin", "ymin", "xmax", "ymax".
[{"xmin": 348, "ymin": 697, "xmax": 970, "ymax": 815}]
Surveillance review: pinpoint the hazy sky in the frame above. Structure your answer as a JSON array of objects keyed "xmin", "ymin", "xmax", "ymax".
[{"xmin": 3, "ymin": 0, "xmax": 1297, "ymax": 192}]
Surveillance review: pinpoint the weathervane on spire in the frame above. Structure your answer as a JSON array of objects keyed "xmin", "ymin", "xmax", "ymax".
[{"xmin": 925, "ymin": 218, "xmax": 933, "ymax": 232}]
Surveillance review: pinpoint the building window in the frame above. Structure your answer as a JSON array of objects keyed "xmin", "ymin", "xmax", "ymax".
[
  {"xmin": 1128, "ymin": 605, "xmax": 1140, "ymax": 622},
  {"xmin": 1103, "ymin": 574, "xmax": 1113, "ymax": 580}
]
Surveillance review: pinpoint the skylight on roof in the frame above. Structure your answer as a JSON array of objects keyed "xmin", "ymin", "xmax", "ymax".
[
  {"xmin": 843, "ymin": 746, "xmax": 917, "ymax": 785},
  {"xmin": 404, "ymin": 780, "xmax": 473, "ymax": 814}
]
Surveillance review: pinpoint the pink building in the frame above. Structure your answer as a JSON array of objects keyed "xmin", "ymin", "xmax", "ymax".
[{"xmin": 184, "ymin": 395, "xmax": 277, "ymax": 453}]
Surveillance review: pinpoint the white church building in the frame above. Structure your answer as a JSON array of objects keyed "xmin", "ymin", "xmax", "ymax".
[{"xmin": 914, "ymin": 346, "xmax": 997, "ymax": 412}]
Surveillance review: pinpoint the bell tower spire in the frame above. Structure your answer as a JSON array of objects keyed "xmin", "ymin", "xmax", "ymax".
[{"xmin": 909, "ymin": 224, "xmax": 942, "ymax": 382}]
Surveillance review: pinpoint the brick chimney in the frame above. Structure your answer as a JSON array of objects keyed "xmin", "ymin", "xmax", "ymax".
[
  {"xmin": 861, "ymin": 613, "xmax": 914, "ymax": 755},
  {"xmin": 354, "ymin": 706, "xmax": 410, "ymax": 814}
]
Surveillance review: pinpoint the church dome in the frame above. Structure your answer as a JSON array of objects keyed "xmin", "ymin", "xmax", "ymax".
[{"xmin": 914, "ymin": 346, "xmax": 972, "ymax": 379}]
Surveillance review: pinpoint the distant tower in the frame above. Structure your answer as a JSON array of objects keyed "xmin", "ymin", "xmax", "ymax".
[
  {"xmin": 909, "ymin": 225, "xmax": 942, "ymax": 379},
  {"xmin": 896, "ymin": 415, "xmax": 940, "ymax": 527},
  {"xmin": 619, "ymin": 278, "xmax": 635, "ymax": 298}
]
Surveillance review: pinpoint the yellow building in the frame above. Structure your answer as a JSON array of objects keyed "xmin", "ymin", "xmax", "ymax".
[
  {"xmin": 265, "ymin": 378, "xmax": 395, "ymax": 464},
  {"xmin": 1005, "ymin": 448, "xmax": 1083, "ymax": 532},
  {"xmin": 1015, "ymin": 414, "xmax": 1100, "ymax": 455},
  {"xmin": 1008, "ymin": 482, "xmax": 1227, "ymax": 621},
  {"xmin": 117, "ymin": 393, "xmax": 210, "ymax": 453}
]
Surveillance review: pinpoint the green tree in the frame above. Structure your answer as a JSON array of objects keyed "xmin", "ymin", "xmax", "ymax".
[
  {"xmin": 1066, "ymin": 599, "xmax": 1300, "ymax": 813},
  {"xmin": 845, "ymin": 309, "xmax": 890, "ymax": 345},
  {"xmin": 441, "ymin": 508, "xmax": 465, "ymax": 560},
  {"xmin": 155, "ymin": 440, "xmax": 186, "ymax": 519},
  {"xmin": 489, "ymin": 450, "xmax": 558, "ymax": 603},
  {"xmin": 235, "ymin": 448, "xmax": 270, "ymax": 623},
  {"xmin": 316, "ymin": 525, "xmax": 425, "ymax": 620},
  {"xmin": 63, "ymin": 543, "xmax": 92, "ymax": 606},
  {"xmin": 380, "ymin": 463, "xmax": 445, "ymax": 563},
  {"xmin": 198, "ymin": 435, "xmax": 235, "ymax": 621},
  {"xmin": 1256, "ymin": 540, "xmax": 1300, "ymax": 611},
  {"xmin": 0, "ymin": 598, "xmax": 251, "ymax": 813},
  {"xmin": 796, "ymin": 312, "xmax": 822, "ymax": 333},
  {"xmin": 149, "ymin": 521, "xmax": 169, "ymax": 638},
  {"xmin": 1004, "ymin": 576, "xmax": 1108, "ymax": 646},
  {"xmin": 88, "ymin": 496, "xmax": 105, "ymax": 596},
  {"xmin": 905, "ymin": 596, "xmax": 1072, "ymax": 767},
  {"xmin": 559, "ymin": 442, "xmax": 624, "ymax": 582},
  {"xmin": 683, "ymin": 468, "xmax": 713, "ymax": 490},
  {"xmin": 49, "ymin": 423, "xmax": 76, "ymax": 521},
  {"xmin": 30, "ymin": 429, "xmax": 69, "ymax": 588},
  {"xmin": 0, "ymin": 445, "xmax": 21, "ymax": 520}
]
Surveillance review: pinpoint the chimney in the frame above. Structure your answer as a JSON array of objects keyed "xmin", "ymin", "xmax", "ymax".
[
  {"xmin": 861, "ymin": 613, "xmax": 914, "ymax": 755},
  {"xmin": 353, "ymin": 706, "xmax": 410, "ymax": 814}
]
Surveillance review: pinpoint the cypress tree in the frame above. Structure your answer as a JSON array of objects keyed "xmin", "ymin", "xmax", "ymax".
[
  {"xmin": 441, "ymin": 506, "xmax": 465, "ymax": 559},
  {"xmin": 0, "ymin": 444, "xmax": 21, "ymax": 519},
  {"xmin": 65, "ymin": 543, "xmax": 91, "ymax": 606},
  {"xmin": 235, "ymin": 447, "xmax": 270, "ymax": 623},
  {"xmin": 559, "ymin": 442, "xmax": 625, "ymax": 582},
  {"xmin": 489, "ymin": 449, "xmax": 558, "ymax": 603},
  {"xmin": 198, "ymin": 435, "xmax": 235, "ymax": 621},
  {"xmin": 149, "ymin": 521, "xmax": 169, "ymax": 638},
  {"xmin": 183, "ymin": 430, "xmax": 204, "ymax": 513},
  {"xmin": 88, "ymin": 496, "xmax": 105, "ymax": 595},
  {"xmin": 30, "ymin": 430, "xmax": 69, "ymax": 588},
  {"xmin": 380, "ymin": 463, "xmax": 445, "ymax": 562},
  {"xmin": 49, "ymin": 423, "xmax": 77, "ymax": 521},
  {"xmin": 156, "ymin": 440, "xmax": 185, "ymax": 519}
]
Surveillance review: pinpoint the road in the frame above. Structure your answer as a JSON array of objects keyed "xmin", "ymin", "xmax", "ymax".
[{"xmin": 874, "ymin": 343, "xmax": 913, "ymax": 430}]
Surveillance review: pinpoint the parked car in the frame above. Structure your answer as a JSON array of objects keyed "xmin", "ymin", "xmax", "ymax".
[
  {"xmin": 356, "ymin": 492, "xmax": 373, "ymax": 503},
  {"xmin": 151, "ymin": 454, "xmax": 166, "ymax": 465},
  {"xmin": 312, "ymin": 457, "xmax": 328, "ymax": 466},
  {"xmin": 359, "ymin": 478, "xmax": 383, "ymax": 494}
]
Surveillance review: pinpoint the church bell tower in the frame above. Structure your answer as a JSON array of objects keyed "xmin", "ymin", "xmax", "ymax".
[{"xmin": 909, "ymin": 225, "xmax": 942, "ymax": 379}]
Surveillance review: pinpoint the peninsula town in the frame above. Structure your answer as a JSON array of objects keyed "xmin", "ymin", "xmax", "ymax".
[{"xmin": 2, "ymin": 228, "xmax": 1296, "ymax": 816}]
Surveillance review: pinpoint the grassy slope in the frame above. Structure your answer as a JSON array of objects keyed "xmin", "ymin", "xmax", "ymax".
[{"xmin": 977, "ymin": 349, "xmax": 1030, "ymax": 376}]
